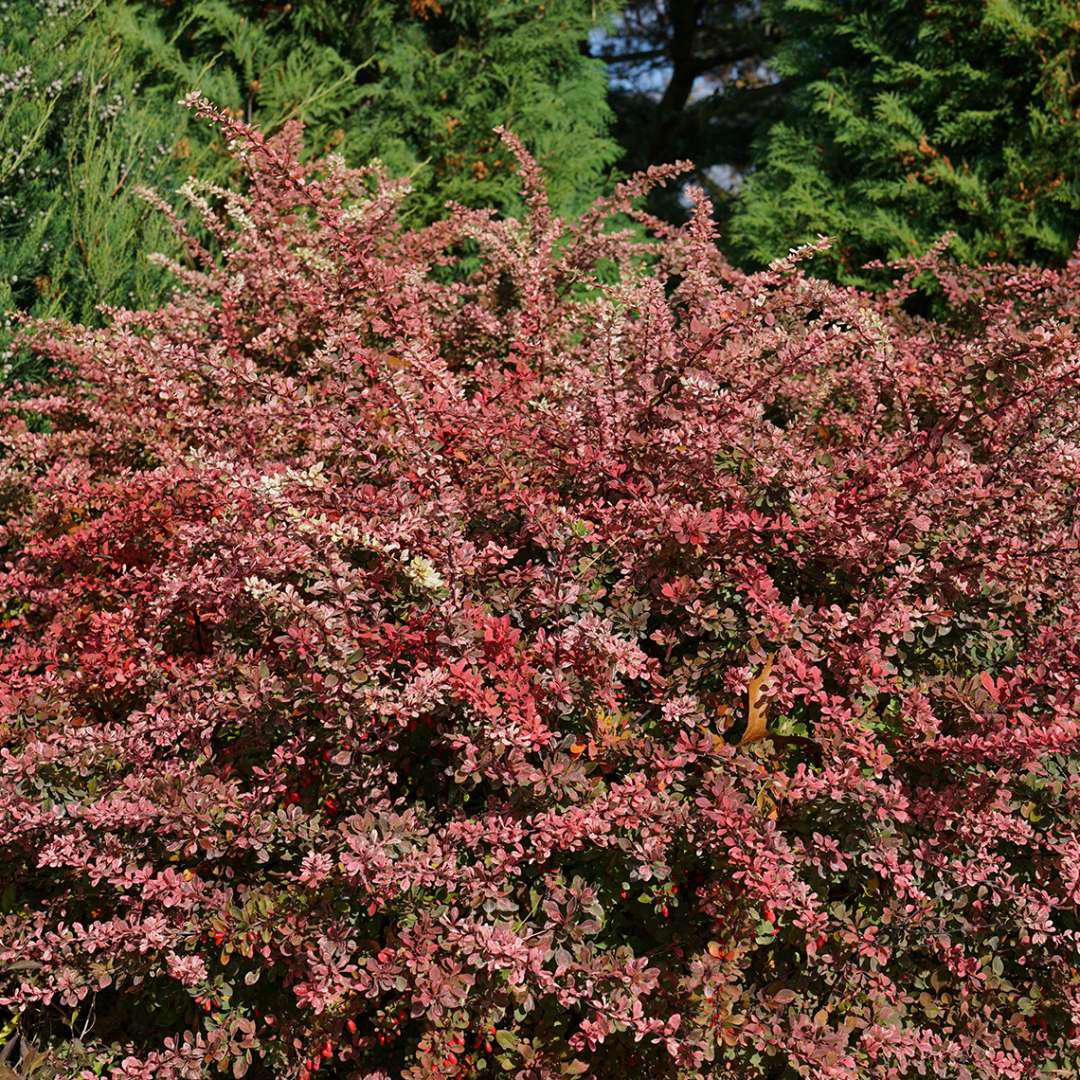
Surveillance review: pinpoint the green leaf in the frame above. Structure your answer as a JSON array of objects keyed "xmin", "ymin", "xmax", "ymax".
[{"xmin": 494, "ymin": 1029, "xmax": 519, "ymax": 1051}]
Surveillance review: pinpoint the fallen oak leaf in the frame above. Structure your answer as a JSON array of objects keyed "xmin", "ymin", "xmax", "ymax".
[
  {"xmin": 739, "ymin": 649, "xmax": 774, "ymax": 746},
  {"xmin": 711, "ymin": 649, "xmax": 819, "ymax": 760}
]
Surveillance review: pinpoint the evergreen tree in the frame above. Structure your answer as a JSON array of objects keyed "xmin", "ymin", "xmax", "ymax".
[
  {"xmin": 0, "ymin": 0, "xmax": 361, "ymax": 343},
  {"xmin": 729, "ymin": 0, "xmax": 1080, "ymax": 284},
  {"xmin": 286, "ymin": 0, "xmax": 618, "ymax": 222}
]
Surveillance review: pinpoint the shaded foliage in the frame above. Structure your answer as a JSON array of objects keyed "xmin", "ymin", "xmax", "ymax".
[{"xmin": 593, "ymin": 0, "xmax": 783, "ymax": 223}]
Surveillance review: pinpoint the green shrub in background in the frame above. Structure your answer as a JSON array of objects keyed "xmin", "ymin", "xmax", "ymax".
[
  {"xmin": 10, "ymin": 0, "xmax": 1076, "ymax": 344},
  {"xmin": 0, "ymin": 0, "xmax": 198, "ymax": 328},
  {"xmin": 285, "ymin": 0, "xmax": 618, "ymax": 221},
  {"xmin": 0, "ymin": 0, "xmax": 616, "ymax": 364},
  {"xmin": 729, "ymin": 0, "xmax": 1080, "ymax": 284}
]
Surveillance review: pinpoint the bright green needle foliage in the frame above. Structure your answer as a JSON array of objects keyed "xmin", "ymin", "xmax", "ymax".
[
  {"xmin": 729, "ymin": 0, "xmax": 1080, "ymax": 285},
  {"xmin": 0, "ymin": 0, "xmax": 203, "ymax": 329},
  {"xmin": 288, "ymin": 1, "xmax": 619, "ymax": 222},
  {"xmin": 0, "ymin": 0, "xmax": 362, "ymax": 370}
]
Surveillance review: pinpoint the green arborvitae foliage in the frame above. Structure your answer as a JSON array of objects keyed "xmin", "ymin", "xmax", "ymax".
[
  {"xmin": 286, "ymin": 0, "xmax": 619, "ymax": 222},
  {"xmin": 728, "ymin": 0, "xmax": 1080, "ymax": 284},
  {"xmin": 0, "ymin": 0, "xmax": 616, "ymax": 362}
]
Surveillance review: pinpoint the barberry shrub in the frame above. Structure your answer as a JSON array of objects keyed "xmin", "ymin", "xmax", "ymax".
[{"xmin": 0, "ymin": 97, "xmax": 1078, "ymax": 1079}]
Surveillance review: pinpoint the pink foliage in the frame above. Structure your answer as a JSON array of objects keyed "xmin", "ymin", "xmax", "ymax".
[{"xmin": 0, "ymin": 96, "xmax": 1078, "ymax": 1077}]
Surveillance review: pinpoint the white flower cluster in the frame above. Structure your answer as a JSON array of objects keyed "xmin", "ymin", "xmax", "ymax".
[
  {"xmin": 254, "ymin": 461, "xmax": 329, "ymax": 500},
  {"xmin": 0, "ymin": 65, "xmax": 32, "ymax": 98},
  {"xmin": 294, "ymin": 246, "xmax": 335, "ymax": 273}
]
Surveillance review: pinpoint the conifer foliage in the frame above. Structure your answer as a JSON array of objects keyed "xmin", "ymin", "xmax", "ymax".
[
  {"xmin": 285, "ymin": 0, "xmax": 619, "ymax": 222},
  {"xmin": 0, "ymin": 101, "xmax": 1077, "ymax": 1077},
  {"xmin": 730, "ymin": 0, "xmax": 1080, "ymax": 283}
]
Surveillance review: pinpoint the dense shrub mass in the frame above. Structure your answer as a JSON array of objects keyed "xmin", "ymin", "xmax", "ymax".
[{"xmin": 0, "ymin": 101, "xmax": 1078, "ymax": 1078}]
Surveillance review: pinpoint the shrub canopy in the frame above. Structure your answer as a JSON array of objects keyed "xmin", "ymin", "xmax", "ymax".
[{"xmin": 0, "ymin": 101, "xmax": 1078, "ymax": 1078}]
